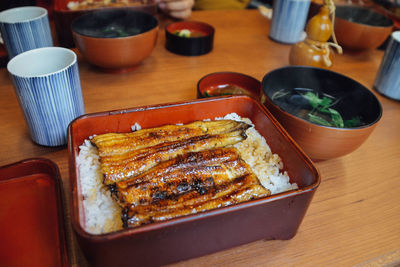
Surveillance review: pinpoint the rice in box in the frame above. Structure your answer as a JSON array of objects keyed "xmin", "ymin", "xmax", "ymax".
[{"xmin": 77, "ymin": 113, "xmax": 298, "ymax": 234}]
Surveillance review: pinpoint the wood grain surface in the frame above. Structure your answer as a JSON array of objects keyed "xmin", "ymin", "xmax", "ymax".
[{"xmin": 0, "ymin": 9, "xmax": 399, "ymax": 267}]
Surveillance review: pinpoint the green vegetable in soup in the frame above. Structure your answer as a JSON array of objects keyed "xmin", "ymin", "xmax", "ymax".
[
  {"xmin": 344, "ymin": 116, "xmax": 362, "ymax": 128},
  {"xmin": 271, "ymin": 88, "xmax": 364, "ymax": 128},
  {"xmin": 174, "ymin": 29, "xmax": 191, "ymax": 38},
  {"xmin": 173, "ymin": 29, "xmax": 206, "ymax": 38}
]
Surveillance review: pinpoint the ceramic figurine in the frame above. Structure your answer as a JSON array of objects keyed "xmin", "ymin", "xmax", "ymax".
[{"xmin": 289, "ymin": 0, "xmax": 342, "ymax": 68}]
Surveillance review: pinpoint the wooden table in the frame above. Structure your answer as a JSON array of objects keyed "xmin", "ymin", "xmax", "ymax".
[{"xmin": 1, "ymin": 9, "xmax": 399, "ymax": 267}]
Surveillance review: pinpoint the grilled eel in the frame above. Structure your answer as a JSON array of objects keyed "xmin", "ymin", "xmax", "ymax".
[
  {"xmin": 112, "ymin": 147, "xmax": 252, "ymax": 206},
  {"xmin": 92, "ymin": 120, "xmax": 251, "ymax": 185},
  {"xmin": 121, "ymin": 171, "xmax": 270, "ymax": 228},
  {"xmin": 91, "ymin": 120, "xmax": 250, "ymax": 157}
]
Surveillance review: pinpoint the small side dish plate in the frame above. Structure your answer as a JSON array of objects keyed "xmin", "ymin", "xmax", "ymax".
[
  {"xmin": 68, "ymin": 96, "xmax": 320, "ymax": 267},
  {"xmin": 0, "ymin": 158, "xmax": 69, "ymax": 267}
]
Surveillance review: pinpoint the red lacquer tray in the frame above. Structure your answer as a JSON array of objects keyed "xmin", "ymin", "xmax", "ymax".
[{"xmin": 0, "ymin": 158, "xmax": 69, "ymax": 267}]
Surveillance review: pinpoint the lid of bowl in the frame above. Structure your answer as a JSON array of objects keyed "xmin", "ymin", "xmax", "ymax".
[{"xmin": 0, "ymin": 158, "xmax": 69, "ymax": 267}]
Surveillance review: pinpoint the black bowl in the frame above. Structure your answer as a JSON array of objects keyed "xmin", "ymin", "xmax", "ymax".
[{"xmin": 165, "ymin": 21, "xmax": 214, "ymax": 56}]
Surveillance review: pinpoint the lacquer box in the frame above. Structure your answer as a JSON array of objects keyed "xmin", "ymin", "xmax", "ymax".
[
  {"xmin": 68, "ymin": 96, "xmax": 320, "ymax": 267},
  {"xmin": 0, "ymin": 158, "xmax": 69, "ymax": 267}
]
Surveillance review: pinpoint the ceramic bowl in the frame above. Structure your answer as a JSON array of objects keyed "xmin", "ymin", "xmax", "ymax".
[
  {"xmin": 334, "ymin": 5, "xmax": 393, "ymax": 50},
  {"xmin": 71, "ymin": 9, "xmax": 158, "ymax": 73},
  {"xmin": 53, "ymin": 0, "xmax": 157, "ymax": 48},
  {"xmin": 165, "ymin": 21, "xmax": 214, "ymax": 56},
  {"xmin": 372, "ymin": 0, "xmax": 400, "ymax": 29},
  {"xmin": 261, "ymin": 66, "xmax": 382, "ymax": 161},
  {"xmin": 68, "ymin": 96, "xmax": 320, "ymax": 267},
  {"xmin": 197, "ymin": 72, "xmax": 261, "ymax": 99}
]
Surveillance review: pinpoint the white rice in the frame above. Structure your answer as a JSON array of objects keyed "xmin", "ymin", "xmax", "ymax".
[
  {"xmin": 220, "ymin": 113, "xmax": 298, "ymax": 195},
  {"xmin": 77, "ymin": 113, "xmax": 297, "ymax": 234},
  {"xmin": 77, "ymin": 140, "xmax": 123, "ymax": 233}
]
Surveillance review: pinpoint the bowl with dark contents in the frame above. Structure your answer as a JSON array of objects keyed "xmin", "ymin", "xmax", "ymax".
[
  {"xmin": 261, "ymin": 66, "xmax": 382, "ymax": 161},
  {"xmin": 53, "ymin": 0, "xmax": 157, "ymax": 48},
  {"xmin": 334, "ymin": 5, "xmax": 393, "ymax": 50},
  {"xmin": 197, "ymin": 72, "xmax": 261, "ymax": 99},
  {"xmin": 165, "ymin": 21, "xmax": 214, "ymax": 56},
  {"xmin": 71, "ymin": 8, "xmax": 158, "ymax": 73}
]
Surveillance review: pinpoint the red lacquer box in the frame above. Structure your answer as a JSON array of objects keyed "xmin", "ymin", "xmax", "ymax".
[
  {"xmin": 0, "ymin": 158, "xmax": 69, "ymax": 267},
  {"xmin": 68, "ymin": 96, "xmax": 320, "ymax": 267},
  {"xmin": 53, "ymin": 0, "xmax": 157, "ymax": 47}
]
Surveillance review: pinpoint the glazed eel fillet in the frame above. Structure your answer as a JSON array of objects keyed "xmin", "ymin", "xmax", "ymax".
[
  {"xmin": 112, "ymin": 147, "xmax": 254, "ymax": 206},
  {"xmin": 91, "ymin": 120, "xmax": 251, "ymax": 185},
  {"xmin": 91, "ymin": 120, "xmax": 249, "ymax": 157},
  {"xmin": 122, "ymin": 161, "xmax": 270, "ymax": 228}
]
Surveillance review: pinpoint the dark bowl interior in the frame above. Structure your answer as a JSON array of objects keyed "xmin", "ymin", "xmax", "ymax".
[
  {"xmin": 71, "ymin": 9, "xmax": 158, "ymax": 38},
  {"xmin": 335, "ymin": 6, "xmax": 393, "ymax": 27},
  {"xmin": 262, "ymin": 66, "xmax": 382, "ymax": 129}
]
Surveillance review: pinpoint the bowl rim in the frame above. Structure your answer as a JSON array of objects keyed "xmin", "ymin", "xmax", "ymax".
[
  {"xmin": 70, "ymin": 8, "xmax": 159, "ymax": 39},
  {"xmin": 261, "ymin": 65, "xmax": 383, "ymax": 130},
  {"xmin": 53, "ymin": 0, "xmax": 157, "ymax": 12},
  {"xmin": 165, "ymin": 20, "xmax": 215, "ymax": 39},
  {"xmin": 196, "ymin": 71, "xmax": 261, "ymax": 98},
  {"xmin": 335, "ymin": 5, "xmax": 394, "ymax": 28}
]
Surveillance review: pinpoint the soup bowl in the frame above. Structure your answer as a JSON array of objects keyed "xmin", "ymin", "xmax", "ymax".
[
  {"xmin": 334, "ymin": 5, "xmax": 393, "ymax": 50},
  {"xmin": 71, "ymin": 9, "xmax": 158, "ymax": 73},
  {"xmin": 261, "ymin": 66, "xmax": 382, "ymax": 161},
  {"xmin": 165, "ymin": 21, "xmax": 214, "ymax": 56}
]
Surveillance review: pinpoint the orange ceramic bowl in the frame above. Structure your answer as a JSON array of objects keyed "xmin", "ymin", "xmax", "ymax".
[
  {"xmin": 334, "ymin": 5, "xmax": 393, "ymax": 50},
  {"xmin": 71, "ymin": 9, "xmax": 158, "ymax": 73},
  {"xmin": 262, "ymin": 66, "xmax": 382, "ymax": 161}
]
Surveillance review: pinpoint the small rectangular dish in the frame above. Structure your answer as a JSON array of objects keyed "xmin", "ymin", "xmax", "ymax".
[{"xmin": 68, "ymin": 95, "xmax": 320, "ymax": 267}]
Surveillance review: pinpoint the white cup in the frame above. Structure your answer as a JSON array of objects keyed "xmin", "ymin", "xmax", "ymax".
[
  {"xmin": 374, "ymin": 31, "xmax": 400, "ymax": 101},
  {"xmin": 0, "ymin": 6, "xmax": 53, "ymax": 59},
  {"xmin": 7, "ymin": 47, "xmax": 85, "ymax": 146}
]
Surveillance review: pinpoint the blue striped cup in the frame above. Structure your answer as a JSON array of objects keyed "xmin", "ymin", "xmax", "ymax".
[
  {"xmin": 0, "ymin": 6, "xmax": 53, "ymax": 59},
  {"xmin": 374, "ymin": 31, "xmax": 400, "ymax": 101},
  {"xmin": 7, "ymin": 47, "xmax": 85, "ymax": 147},
  {"xmin": 269, "ymin": 0, "xmax": 310, "ymax": 44}
]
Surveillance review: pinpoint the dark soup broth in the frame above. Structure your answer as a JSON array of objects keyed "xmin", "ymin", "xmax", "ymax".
[
  {"xmin": 100, "ymin": 25, "xmax": 141, "ymax": 38},
  {"xmin": 270, "ymin": 87, "xmax": 366, "ymax": 128}
]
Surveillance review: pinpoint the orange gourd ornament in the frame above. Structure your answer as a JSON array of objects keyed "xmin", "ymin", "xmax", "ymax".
[{"xmin": 289, "ymin": 0, "xmax": 342, "ymax": 68}]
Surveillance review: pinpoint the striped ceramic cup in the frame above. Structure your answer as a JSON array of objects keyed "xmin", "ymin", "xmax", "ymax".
[
  {"xmin": 374, "ymin": 31, "xmax": 400, "ymax": 101},
  {"xmin": 0, "ymin": 6, "xmax": 53, "ymax": 59},
  {"xmin": 269, "ymin": 0, "xmax": 310, "ymax": 44},
  {"xmin": 7, "ymin": 47, "xmax": 85, "ymax": 147}
]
